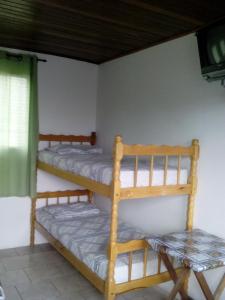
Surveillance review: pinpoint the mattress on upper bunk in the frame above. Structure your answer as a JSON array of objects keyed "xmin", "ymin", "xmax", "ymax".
[
  {"xmin": 38, "ymin": 150, "xmax": 188, "ymax": 187},
  {"xmin": 36, "ymin": 204, "xmax": 168, "ymax": 283}
]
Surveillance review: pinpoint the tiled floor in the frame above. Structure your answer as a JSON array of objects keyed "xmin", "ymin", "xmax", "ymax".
[{"xmin": 0, "ymin": 244, "xmax": 167, "ymax": 300}]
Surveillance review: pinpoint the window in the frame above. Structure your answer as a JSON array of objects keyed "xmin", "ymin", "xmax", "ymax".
[
  {"xmin": 0, "ymin": 74, "xmax": 29, "ymax": 149},
  {"xmin": 0, "ymin": 52, "xmax": 38, "ymax": 197}
]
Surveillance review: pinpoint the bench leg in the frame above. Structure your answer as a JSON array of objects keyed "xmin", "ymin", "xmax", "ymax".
[
  {"xmin": 214, "ymin": 272, "xmax": 225, "ymax": 300},
  {"xmin": 160, "ymin": 251, "xmax": 190, "ymax": 300},
  {"xmin": 194, "ymin": 272, "xmax": 214, "ymax": 300},
  {"xmin": 168, "ymin": 268, "xmax": 190, "ymax": 300}
]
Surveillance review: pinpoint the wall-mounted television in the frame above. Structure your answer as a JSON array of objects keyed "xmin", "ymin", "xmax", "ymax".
[{"xmin": 197, "ymin": 18, "xmax": 225, "ymax": 82}]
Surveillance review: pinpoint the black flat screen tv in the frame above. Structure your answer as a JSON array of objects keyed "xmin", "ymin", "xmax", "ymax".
[{"xmin": 197, "ymin": 19, "xmax": 225, "ymax": 81}]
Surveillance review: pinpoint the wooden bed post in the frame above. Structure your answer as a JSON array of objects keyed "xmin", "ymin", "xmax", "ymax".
[
  {"xmin": 105, "ymin": 135, "xmax": 123, "ymax": 300},
  {"xmin": 184, "ymin": 139, "xmax": 199, "ymax": 293},
  {"xmin": 186, "ymin": 139, "xmax": 199, "ymax": 231},
  {"xmin": 90, "ymin": 131, "xmax": 97, "ymax": 146},
  {"xmin": 88, "ymin": 190, "xmax": 94, "ymax": 203},
  {"xmin": 30, "ymin": 197, "xmax": 36, "ymax": 247}
]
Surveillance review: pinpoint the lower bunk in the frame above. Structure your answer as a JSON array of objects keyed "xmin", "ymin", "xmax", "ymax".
[{"xmin": 31, "ymin": 190, "xmax": 182, "ymax": 299}]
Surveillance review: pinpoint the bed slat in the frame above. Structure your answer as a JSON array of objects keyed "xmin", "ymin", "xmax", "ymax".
[
  {"xmin": 134, "ymin": 156, "xmax": 138, "ymax": 187},
  {"xmin": 149, "ymin": 156, "xmax": 154, "ymax": 186},
  {"xmin": 128, "ymin": 252, "xmax": 133, "ymax": 281},
  {"xmin": 177, "ymin": 155, "xmax": 181, "ymax": 184},
  {"xmin": 143, "ymin": 247, "xmax": 148, "ymax": 277},
  {"xmin": 163, "ymin": 155, "xmax": 168, "ymax": 185}
]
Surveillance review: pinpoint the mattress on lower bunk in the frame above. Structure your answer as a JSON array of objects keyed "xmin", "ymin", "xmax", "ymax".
[
  {"xmin": 36, "ymin": 206, "xmax": 168, "ymax": 283},
  {"xmin": 38, "ymin": 150, "xmax": 188, "ymax": 187}
]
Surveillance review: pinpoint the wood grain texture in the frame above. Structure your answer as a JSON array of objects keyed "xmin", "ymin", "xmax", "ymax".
[
  {"xmin": 168, "ymin": 268, "xmax": 190, "ymax": 300},
  {"xmin": 214, "ymin": 273, "xmax": 225, "ymax": 300},
  {"xmin": 36, "ymin": 134, "xmax": 200, "ymax": 299},
  {"xmin": 120, "ymin": 185, "xmax": 192, "ymax": 200},
  {"xmin": 186, "ymin": 139, "xmax": 199, "ymax": 231},
  {"xmin": 106, "ymin": 135, "xmax": 123, "ymax": 300},
  {"xmin": 116, "ymin": 239, "xmax": 149, "ymax": 254},
  {"xmin": 39, "ymin": 132, "xmax": 96, "ymax": 144},
  {"xmin": 194, "ymin": 272, "xmax": 214, "ymax": 300},
  {"xmin": 37, "ymin": 189, "xmax": 90, "ymax": 199},
  {"xmin": 160, "ymin": 248, "xmax": 190, "ymax": 300},
  {"xmin": 0, "ymin": 0, "xmax": 225, "ymax": 63},
  {"xmin": 115, "ymin": 268, "xmax": 183, "ymax": 294},
  {"xmin": 123, "ymin": 144, "xmax": 193, "ymax": 156},
  {"xmin": 32, "ymin": 187, "xmax": 182, "ymax": 300},
  {"xmin": 37, "ymin": 161, "xmax": 110, "ymax": 197},
  {"xmin": 184, "ymin": 139, "xmax": 199, "ymax": 294}
]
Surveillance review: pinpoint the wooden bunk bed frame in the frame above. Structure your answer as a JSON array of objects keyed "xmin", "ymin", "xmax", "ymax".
[{"xmin": 33, "ymin": 131, "xmax": 199, "ymax": 300}]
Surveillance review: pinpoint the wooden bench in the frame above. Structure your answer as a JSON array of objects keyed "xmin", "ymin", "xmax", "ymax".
[{"xmin": 147, "ymin": 229, "xmax": 225, "ymax": 300}]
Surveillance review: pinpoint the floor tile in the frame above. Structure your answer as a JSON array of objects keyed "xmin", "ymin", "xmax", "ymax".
[
  {"xmin": 34, "ymin": 251, "xmax": 66, "ymax": 266},
  {"xmin": 24, "ymin": 264, "xmax": 64, "ymax": 283},
  {"xmin": 3, "ymin": 286, "xmax": 22, "ymax": 300},
  {"xmin": 0, "ymin": 248, "xmax": 18, "ymax": 260},
  {"xmin": 79, "ymin": 287, "xmax": 103, "ymax": 300},
  {"xmin": 0, "ymin": 262, "xmax": 6, "ymax": 274},
  {"xmin": 2, "ymin": 254, "xmax": 37, "ymax": 271},
  {"xmin": 2, "ymin": 251, "xmax": 64, "ymax": 271},
  {"xmin": 123, "ymin": 288, "xmax": 164, "ymax": 300},
  {"xmin": 16, "ymin": 280, "xmax": 61, "ymax": 300},
  {"xmin": 0, "ymin": 244, "xmax": 169, "ymax": 300},
  {"xmin": 61, "ymin": 290, "xmax": 85, "ymax": 300},
  {"xmin": 24, "ymin": 260, "xmax": 76, "ymax": 283},
  {"xmin": 51, "ymin": 274, "xmax": 83, "ymax": 293},
  {"xmin": 117, "ymin": 295, "xmax": 127, "ymax": 300},
  {"xmin": 75, "ymin": 274, "xmax": 94, "ymax": 290},
  {"xmin": 56, "ymin": 260, "xmax": 78, "ymax": 276},
  {"xmin": 123, "ymin": 289, "xmax": 145, "ymax": 299},
  {"xmin": 0, "ymin": 269, "xmax": 31, "ymax": 288},
  {"xmin": 142, "ymin": 286, "xmax": 167, "ymax": 299},
  {"xmin": 15, "ymin": 243, "xmax": 54, "ymax": 256}
]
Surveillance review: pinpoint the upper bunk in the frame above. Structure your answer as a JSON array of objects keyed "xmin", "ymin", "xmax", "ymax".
[{"xmin": 37, "ymin": 132, "xmax": 199, "ymax": 201}]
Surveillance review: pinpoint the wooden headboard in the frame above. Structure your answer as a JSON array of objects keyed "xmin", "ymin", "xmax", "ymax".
[{"xmin": 39, "ymin": 132, "xmax": 96, "ymax": 146}]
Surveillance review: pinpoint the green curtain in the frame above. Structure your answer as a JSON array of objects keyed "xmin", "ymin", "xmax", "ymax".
[{"xmin": 0, "ymin": 51, "xmax": 38, "ymax": 197}]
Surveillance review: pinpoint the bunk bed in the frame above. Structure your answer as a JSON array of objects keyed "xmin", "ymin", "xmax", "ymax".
[{"xmin": 33, "ymin": 131, "xmax": 199, "ymax": 300}]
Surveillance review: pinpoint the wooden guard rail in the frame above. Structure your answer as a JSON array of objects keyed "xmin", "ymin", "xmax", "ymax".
[
  {"xmin": 116, "ymin": 240, "xmax": 152, "ymax": 281},
  {"xmin": 36, "ymin": 189, "xmax": 92, "ymax": 205},
  {"xmin": 39, "ymin": 131, "xmax": 96, "ymax": 147},
  {"xmin": 30, "ymin": 189, "xmax": 92, "ymax": 247},
  {"xmin": 122, "ymin": 140, "xmax": 198, "ymax": 188},
  {"xmin": 114, "ymin": 137, "xmax": 199, "ymax": 200},
  {"xmin": 110, "ymin": 239, "xmax": 176, "ymax": 285},
  {"xmin": 106, "ymin": 137, "xmax": 199, "ymax": 298}
]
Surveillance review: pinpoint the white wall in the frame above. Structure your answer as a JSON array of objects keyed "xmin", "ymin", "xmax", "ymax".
[
  {"xmin": 38, "ymin": 54, "xmax": 97, "ymax": 135},
  {"xmin": 96, "ymin": 34, "xmax": 225, "ymax": 298},
  {"xmin": 1, "ymin": 35, "xmax": 225, "ymax": 298},
  {"xmin": 0, "ymin": 49, "xmax": 98, "ymax": 249}
]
